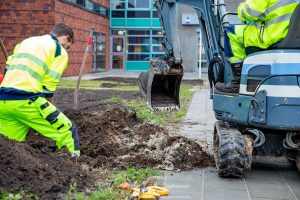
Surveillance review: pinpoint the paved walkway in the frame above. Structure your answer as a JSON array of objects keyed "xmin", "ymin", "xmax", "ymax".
[
  {"xmin": 62, "ymin": 71, "xmax": 204, "ymax": 80},
  {"xmin": 162, "ymin": 85, "xmax": 300, "ymax": 200}
]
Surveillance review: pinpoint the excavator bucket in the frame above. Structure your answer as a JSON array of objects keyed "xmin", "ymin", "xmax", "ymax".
[{"xmin": 138, "ymin": 59, "xmax": 183, "ymax": 110}]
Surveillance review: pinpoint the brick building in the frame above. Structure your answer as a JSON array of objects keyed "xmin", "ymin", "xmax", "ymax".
[{"xmin": 0, "ymin": 0, "xmax": 110, "ymax": 76}]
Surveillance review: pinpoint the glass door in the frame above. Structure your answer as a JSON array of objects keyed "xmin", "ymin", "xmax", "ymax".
[
  {"xmin": 93, "ymin": 32, "xmax": 106, "ymax": 72},
  {"xmin": 112, "ymin": 36, "xmax": 125, "ymax": 70}
]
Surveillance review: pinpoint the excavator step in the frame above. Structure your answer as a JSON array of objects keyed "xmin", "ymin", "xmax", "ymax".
[{"xmin": 213, "ymin": 121, "xmax": 246, "ymax": 177}]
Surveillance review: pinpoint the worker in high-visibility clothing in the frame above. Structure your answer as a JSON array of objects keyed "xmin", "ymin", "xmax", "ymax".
[
  {"xmin": 0, "ymin": 23, "xmax": 80, "ymax": 158},
  {"xmin": 215, "ymin": 0, "xmax": 300, "ymax": 93}
]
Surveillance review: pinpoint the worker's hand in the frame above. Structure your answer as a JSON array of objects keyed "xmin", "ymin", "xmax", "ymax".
[
  {"xmin": 71, "ymin": 152, "xmax": 80, "ymax": 158},
  {"xmin": 70, "ymin": 152, "xmax": 80, "ymax": 163}
]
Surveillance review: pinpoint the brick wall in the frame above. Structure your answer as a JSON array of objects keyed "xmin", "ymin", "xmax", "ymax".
[
  {"xmin": 55, "ymin": 0, "xmax": 110, "ymax": 76},
  {"xmin": 0, "ymin": 0, "xmax": 55, "ymax": 73},
  {"xmin": 0, "ymin": 0, "xmax": 110, "ymax": 77}
]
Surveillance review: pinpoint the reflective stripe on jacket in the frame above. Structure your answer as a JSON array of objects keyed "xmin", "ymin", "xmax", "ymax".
[
  {"xmin": 0, "ymin": 35, "xmax": 68, "ymax": 100},
  {"xmin": 238, "ymin": 0, "xmax": 299, "ymax": 48}
]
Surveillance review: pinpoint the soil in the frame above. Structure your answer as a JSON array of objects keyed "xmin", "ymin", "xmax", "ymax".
[
  {"xmin": 0, "ymin": 135, "xmax": 97, "ymax": 199},
  {"xmin": 0, "ymin": 83, "xmax": 214, "ymax": 199}
]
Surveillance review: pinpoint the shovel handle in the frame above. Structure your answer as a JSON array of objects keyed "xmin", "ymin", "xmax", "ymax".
[
  {"xmin": 74, "ymin": 28, "xmax": 94, "ymax": 109},
  {"xmin": 0, "ymin": 37, "xmax": 8, "ymax": 61}
]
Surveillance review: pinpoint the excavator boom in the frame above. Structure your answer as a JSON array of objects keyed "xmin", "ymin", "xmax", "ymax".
[{"xmin": 138, "ymin": 0, "xmax": 227, "ymax": 110}]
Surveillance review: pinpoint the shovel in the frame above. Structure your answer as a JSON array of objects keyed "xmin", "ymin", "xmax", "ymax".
[
  {"xmin": 73, "ymin": 28, "xmax": 94, "ymax": 109},
  {"xmin": 0, "ymin": 37, "xmax": 8, "ymax": 84}
]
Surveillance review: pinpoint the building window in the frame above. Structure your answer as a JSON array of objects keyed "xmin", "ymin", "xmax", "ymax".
[
  {"xmin": 127, "ymin": 54, "xmax": 150, "ymax": 61},
  {"xmin": 77, "ymin": 0, "xmax": 85, "ymax": 6},
  {"xmin": 128, "ymin": 45, "xmax": 150, "ymax": 53},
  {"xmin": 127, "ymin": 30, "xmax": 150, "ymax": 35},
  {"xmin": 128, "ymin": 36, "xmax": 150, "ymax": 44},
  {"xmin": 125, "ymin": 29, "xmax": 151, "ymax": 61},
  {"xmin": 111, "ymin": 1, "xmax": 125, "ymax": 9},
  {"xmin": 128, "ymin": 0, "xmax": 150, "ymax": 9},
  {"xmin": 93, "ymin": 32, "xmax": 106, "ymax": 71},
  {"xmin": 153, "ymin": 10, "xmax": 159, "ymax": 18},
  {"xmin": 152, "ymin": 46, "xmax": 164, "ymax": 52},
  {"xmin": 127, "ymin": 11, "xmax": 150, "ymax": 18},
  {"xmin": 62, "ymin": 0, "xmax": 109, "ymax": 17},
  {"xmin": 112, "ymin": 30, "xmax": 126, "ymax": 35},
  {"xmin": 152, "ymin": 37, "xmax": 163, "ymax": 44},
  {"xmin": 152, "ymin": 53, "xmax": 164, "ymax": 59},
  {"xmin": 112, "ymin": 10, "xmax": 125, "ymax": 18}
]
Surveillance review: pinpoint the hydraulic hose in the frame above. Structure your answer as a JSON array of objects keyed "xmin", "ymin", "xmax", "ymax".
[
  {"xmin": 247, "ymin": 128, "xmax": 265, "ymax": 147},
  {"xmin": 283, "ymin": 132, "xmax": 300, "ymax": 150}
]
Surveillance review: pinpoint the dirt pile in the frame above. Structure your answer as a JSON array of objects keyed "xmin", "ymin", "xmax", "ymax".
[
  {"xmin": 66, "ymin": 106, "xmax": 214, "ymax": 171},
  {"xmin": 0, "ymin": 106, "xmax": 214, "ymax": 199},
  {"xmin": 0, "ymin": 136, "xmax": 96, "ymax": 199}
]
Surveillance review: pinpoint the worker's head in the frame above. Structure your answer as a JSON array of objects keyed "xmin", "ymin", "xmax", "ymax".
[{"xmin": 51, "ymin": 23, "xmax": 74, "ymax": 51}]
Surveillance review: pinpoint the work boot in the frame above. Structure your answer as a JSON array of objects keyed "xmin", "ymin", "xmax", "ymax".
[{"xmin": 215, "ymin": 63, "xmax": 242, "ymax": 93}]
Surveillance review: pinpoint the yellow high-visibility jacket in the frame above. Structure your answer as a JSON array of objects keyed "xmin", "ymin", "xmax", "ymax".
[
  {"xmin": 0, "ymin": 34, "xmax": 68, "ymax": 100},
  {"xmin": 238, "ymin": 0, "xmax": 299, "ymax": 49}
]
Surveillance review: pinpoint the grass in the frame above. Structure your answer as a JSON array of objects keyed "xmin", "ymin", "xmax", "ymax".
[
  {"xmin": 104, "ymin": 96, "xmax": 123, "ymax": 104},
  {"xmin": 58, "ymin": 80, "xmax": 139, "ymax": 91},
  {"xmin": 110, "ymin": 167, "xmax": 160, "ymax": 188},
  {"xmin": 58, "ymin": 79, "xmax": 195, "ymax": 125},
  {"xmin": 65, "ymin": 168, "xmax": 160, "ymax": 200},
  {"xmin": 0, "ymin": 190, "xmax": 38, "ymax": 200},
  {"xmin": 124, "ymin": 84, "xmax": 194, "ymax": 125}
]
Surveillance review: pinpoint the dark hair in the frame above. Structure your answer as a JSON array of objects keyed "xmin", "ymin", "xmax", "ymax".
[{"xmin": 50, "ymin": 23, "xmax": 74, "ymax": 44}]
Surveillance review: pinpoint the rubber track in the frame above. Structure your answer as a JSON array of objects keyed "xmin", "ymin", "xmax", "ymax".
[{"xmin": 214, "ymin": 121, "xmax": 246, "ymax": 177}]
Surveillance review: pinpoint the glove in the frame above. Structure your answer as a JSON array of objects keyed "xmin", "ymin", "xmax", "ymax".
[
  {"xmin": 71, "ymin": 152, "xmax": 80, "ymax": 158},
  {"xmin": 71, "ymin": 152, "xmax": 80, "ymax": 164}
]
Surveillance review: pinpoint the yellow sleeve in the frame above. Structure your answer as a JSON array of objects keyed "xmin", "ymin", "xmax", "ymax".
[
  {"xmin": 238, "ymin": 0, "xmax": 269, "ymax": 21},
  {"xmin": 6, "ymin": 55, "xmax": 12, "ymax": 66},
  {"xmin": 6, "ymin": 43, "xmax": 20, "ymax": 65},
  {"xmin": 42, "ymin": 50, "xmax": 69, "ymax": 96}
]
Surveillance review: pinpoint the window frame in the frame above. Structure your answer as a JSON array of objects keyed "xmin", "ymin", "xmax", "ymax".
[{"xmin": 61, "ymin": 0, "xmax": 109, "ymax": 18}]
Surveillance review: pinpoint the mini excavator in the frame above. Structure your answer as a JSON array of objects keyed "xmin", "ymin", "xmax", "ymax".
[{"xmin": 138, "ymin": 0, "xmax": 300, "ymax": 176}]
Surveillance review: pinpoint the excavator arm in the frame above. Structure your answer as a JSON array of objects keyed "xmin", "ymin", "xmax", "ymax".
[{"xmin": 138, "ymin": 0, "xmax": 230, "ymax": 110}]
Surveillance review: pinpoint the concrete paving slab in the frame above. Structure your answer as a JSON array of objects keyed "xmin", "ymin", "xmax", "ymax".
[
  {"xmin": 245, "ymin": 166, "xmax": 298, "ymax": 200},
  {"xmin": 203, "ymin": 169, "xmax": 250, "ymax": 200},
  {"xmin": 162, "ymin": 170, "xmax": 204, "ymax": 200},
  {"xmin": 281, "ymin": 169, "xmax": 300, "ymax": 199}
]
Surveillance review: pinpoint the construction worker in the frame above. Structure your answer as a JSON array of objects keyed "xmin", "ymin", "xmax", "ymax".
[
  {"xmin": 215, "ymin": 0, "xmax": 300, "ymax": 93},
  {"xmin": 0, "ymin": 23, "xmax": 80, "ymax": 158}
]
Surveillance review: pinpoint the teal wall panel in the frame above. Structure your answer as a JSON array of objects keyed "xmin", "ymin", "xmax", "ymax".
[
  {"xmin": 125, "ymin": 61, "xmax": 150, "ymax": 71},
  {"xmin": 127, "ymin": 19, "xmax": 151, "ymax": 27},
  {"xmin": 111, "ymin": 19, "xmax": 126, "ymax": 27},
  {"xmin": 151, "ymin": 19, "xmax": 161, "ymax": 27}
]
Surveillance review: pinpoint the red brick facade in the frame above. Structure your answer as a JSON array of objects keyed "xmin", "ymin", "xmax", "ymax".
[{"xmin": 0, "ymin": 0, "xmax": 110, "ymax": 76}]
